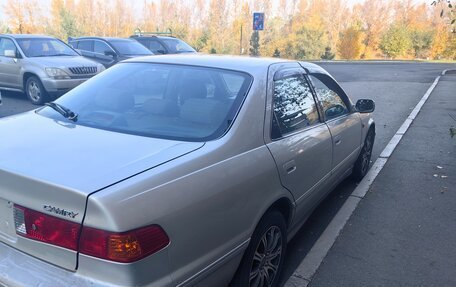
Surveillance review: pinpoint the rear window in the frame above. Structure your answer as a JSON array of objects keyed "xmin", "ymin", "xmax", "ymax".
[{"xmin": 38, "ymin": 63, "xmax": 252, "ymax": 142}]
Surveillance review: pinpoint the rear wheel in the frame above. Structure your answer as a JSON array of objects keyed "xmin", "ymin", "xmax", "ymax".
[
  {"xmin": 352, "ymin": 128, "xmax": 375, "ymax": 181},
  {"xmin": 25, "ymin": 76, "xmax": 49, "ymax": 105},
  {"xmin": 231, "ymin": 211, "xmax": 287, "ymax": 287}
]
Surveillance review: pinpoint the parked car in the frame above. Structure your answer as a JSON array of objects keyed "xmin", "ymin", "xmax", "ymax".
[
  {"xmin": 0, "ymin": 34, "xmax": 105, "ymax": 105},
  {"xmin": 69, "ymin": 37, "xmax": 153, "ymax": 68},
  {"xmin": 0, "ymin": 55, "xmax": 375, "ymax": 287},
  {"xmin": 130, "ymin": 34, "xmax": 196, "ymax": 54}
]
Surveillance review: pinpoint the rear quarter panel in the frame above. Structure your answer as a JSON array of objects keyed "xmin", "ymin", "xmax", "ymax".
[{"xmin": 81, "ymin": 73, "xmax": 294, "ymax": 286}]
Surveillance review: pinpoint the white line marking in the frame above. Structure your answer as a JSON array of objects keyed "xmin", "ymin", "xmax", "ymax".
[{"xmin": 284, "ymin": 70, "xmax": 447, "ymax": 287}]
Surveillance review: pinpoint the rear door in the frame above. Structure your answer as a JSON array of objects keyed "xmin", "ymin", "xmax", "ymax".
[
  {"xmin": 266, "ymin": 64, "xmax": 332, "ymax": 222},
  {"xmin": 309, "ymin": 74, "xmax": 362, "ymax": 179}
]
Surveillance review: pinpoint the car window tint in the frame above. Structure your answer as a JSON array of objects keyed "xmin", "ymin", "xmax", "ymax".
[
  {"xmin": 309, "ymin": 75, "xmax": 348, "ymax": 120},
  {"xmin": 148, "ymin": 40, "xmax": 166, "ymax": 54},
  {"xmin": 272, "ymin": 75, "xmax": 320, "ymax": 138},
  {"xmin": 161, "ymin": 38, "xmax": 195, "ymax": 53},
  {"xmin": 38, "ymin": 63, "xmax": 252, "ymax": 142},
  {"xmin": 94, "ymin": 41, "xmax": 112, "ymax": 54},
  {"xmin": 0, "ymin": 38, "xmax": 17, "ymax": 56},
  {"xmin": 77, "ymin": 40, "xmax": 93, "ymax": 52}
]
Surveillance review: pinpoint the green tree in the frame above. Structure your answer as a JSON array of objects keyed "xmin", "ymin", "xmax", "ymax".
[
  {"xmin": 321, "ymin": 46, "xmax": 335, "ymax": 60},
  {"xmin": 294, "ymin": 27, "xmax": 327, "ymax": 60},
  {"xmin": 250, "ymin": 31, "xmax": 260, "ymax": 56},
  {"xmin": 273, "ymin": 48, "xmax": 281, "ymax": 58},
  {"xmin": 60, "ymin": 8, "xmax": 80, "ymax": 40},
  {"xmin": 410, "ymin": 30, "xmax": 434, "ymax": 58},
  {"xmin": 380, "ymin": 25, "xmax": 412, "ymax": 58}
]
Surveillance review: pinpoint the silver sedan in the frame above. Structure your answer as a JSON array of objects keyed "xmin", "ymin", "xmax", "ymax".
[{"xmin": 0, "ymin": 55, "xmax": 375, "ymax": 287}]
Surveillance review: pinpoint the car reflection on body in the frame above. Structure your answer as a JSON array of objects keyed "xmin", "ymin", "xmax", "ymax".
[{"xmin": 0, "ymin": 55, "xmax": 375, "ymax": 287}]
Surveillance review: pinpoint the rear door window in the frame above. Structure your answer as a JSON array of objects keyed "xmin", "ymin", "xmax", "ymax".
[
  {"xmin": 272, "ymin": 74, "xmax": 320, "ymax": 139},
  {"xmin": 77, "ymin": 40, "xmax": 93, "ymax": 52}
]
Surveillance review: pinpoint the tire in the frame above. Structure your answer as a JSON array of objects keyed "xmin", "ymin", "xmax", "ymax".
[
  {"xmin": 352, "ymin": 128, "xmax": 375, "ymax": 181},
  {"xmin": 25, "ymin": 76, "xmax": 49, "ymax": 105},
  {"xmin": 231, "ymin": 211, "xmax": 287, "ymax": 287}
]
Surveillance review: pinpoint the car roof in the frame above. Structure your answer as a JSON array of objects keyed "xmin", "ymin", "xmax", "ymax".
[
  {"xmin": 1, "ymin": 34, "xmax": 57, "ymax": 39},
  {"xmin": 130, "ymin": 35, "xmax": 175, "ymax": 40},
  {"xmin": 123, "ymin": 54, "xmax": 330, "ymax": 76},
  {"xmin": 70, "ymin": 37, "xmax": 135, "ymax": 42}
]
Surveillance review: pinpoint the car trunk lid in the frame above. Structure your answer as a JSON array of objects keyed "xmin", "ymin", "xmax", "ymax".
[{"xmin": 0, "ymin": 112, "xmax": 203, "ymax": 270}]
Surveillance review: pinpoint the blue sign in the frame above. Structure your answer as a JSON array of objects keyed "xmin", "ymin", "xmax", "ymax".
[{"xmin": 253, "ymin": 13, "xmax": 264, "ymax": 31}]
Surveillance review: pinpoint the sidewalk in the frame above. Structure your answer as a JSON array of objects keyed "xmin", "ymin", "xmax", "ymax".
[{"xmin": 308, "ymin": 73, "xmax": 456, "ymax": 286}]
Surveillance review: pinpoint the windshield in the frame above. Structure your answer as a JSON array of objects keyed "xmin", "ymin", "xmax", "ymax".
[
  {"xmin": 38, "ymin": 63, "xmax": 252, "ymax": 141},
  {"xmin": 110, "ymin": 40, "xmax": 153, "ymax": 56},
  {"xmin": 161, "ymin": 38, "xmax": 196, "ymax": 53},
  {"xmin": 17, "ymin": 38, "xmax": 79, "ymax": 57}
]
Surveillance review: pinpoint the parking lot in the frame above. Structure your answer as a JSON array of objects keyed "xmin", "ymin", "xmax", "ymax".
[{"xmin": 1, "ymin": 61, "xmax": 455, "ymax": 286}]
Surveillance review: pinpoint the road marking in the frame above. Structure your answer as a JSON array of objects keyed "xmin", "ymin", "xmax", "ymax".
[{"xmin": 284, "ymin": 70, "xmax": 447, "ymax": 287}]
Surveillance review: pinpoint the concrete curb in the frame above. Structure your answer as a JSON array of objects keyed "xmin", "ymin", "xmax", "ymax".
[{"xmin": 284, "ymin": 70, "xmax": 447, "ymax": 287}]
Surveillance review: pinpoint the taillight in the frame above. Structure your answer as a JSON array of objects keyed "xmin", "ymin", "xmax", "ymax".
[
  {"xmin": 80, "ymin": 225, "xmax": 169, "ymax": 263},
  {"xmin": 13, "ymin": 205, "xmax": 170, "ymax": 263},
  {"xmin": 13, "ymin": 204, "xmax": 80, "ymax": 250}
]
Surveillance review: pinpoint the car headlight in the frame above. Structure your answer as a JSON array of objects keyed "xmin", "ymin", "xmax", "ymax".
[
  {"xmin": 97, "ymin": 64, "xmax": 106, "ymax": 73},
  {"xmin": 45, "ymin": 68, "xmax": 71, "ymax": 80}
]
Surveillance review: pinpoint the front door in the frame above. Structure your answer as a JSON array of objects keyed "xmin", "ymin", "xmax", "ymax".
[
  {"xmin": 0, "ymin": 38, "xmax": 22, "ymax": 89},
  {"xmin": 309, "ymin": 74, "xmax": 362, "ymax": 179}
]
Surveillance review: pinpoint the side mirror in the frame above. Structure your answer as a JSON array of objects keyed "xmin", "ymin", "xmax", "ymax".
[
  {"xmin": 4, "ymin": 50, "xmax": 17, "ymax": 58},
  {"xmin": 104, "ymin": 50, "xmax": 117, "ymax": 58},
  {"xmin": 356, "ymin": 99, "xmax": 375, "ymax": 113}
]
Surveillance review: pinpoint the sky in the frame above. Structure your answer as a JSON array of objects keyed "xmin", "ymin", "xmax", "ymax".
[{"xmin": 0, "ymin": 0, "xmax": 432, "ymax": 20}]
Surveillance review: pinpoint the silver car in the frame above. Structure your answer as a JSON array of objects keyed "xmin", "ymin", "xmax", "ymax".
[
  {"xmin": 0, "ymin": 55, "xmax": 375, "ymax": 287},
  {"xmin": 0, "ymin": 34, "xmax": 105, "ymax": 105}
]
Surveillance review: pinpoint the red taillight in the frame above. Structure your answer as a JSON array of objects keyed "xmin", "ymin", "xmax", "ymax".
[
  {"xmin": 13, "ymin": 205, "xmax": 80, "ymax": 250},
  {"xmin": 80, "ymin": 225, "xmax": 169, "ymax": 263},
  {"xmin": 13, "ymin": 205, "xmax": 170, "ymax": 263}
]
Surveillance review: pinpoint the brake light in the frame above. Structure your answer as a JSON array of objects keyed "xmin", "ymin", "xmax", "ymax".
[
  {"xmin": 13, "ymin": 205, "xmax": 80, "ymax": 250},
  {"xmin": 80, "ymin": 225, "xmax": 169, "ymax": 263},
  {"xmin": 13, "ymin": 205, "xmax": 170, "ymax": 263}
]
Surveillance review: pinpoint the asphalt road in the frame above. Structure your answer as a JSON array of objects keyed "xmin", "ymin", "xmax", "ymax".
[
  {"xmin": 279, "ymin": 61, "xmax": 456, "ymax": 286},
  {"xmin": 1, "ymin": 61, "xmax": 455, "ymax": 286}
]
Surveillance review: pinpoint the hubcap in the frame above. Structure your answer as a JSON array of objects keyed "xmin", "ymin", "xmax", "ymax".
[
  {"xmin": 249, "ymin": 226, "xmax": 283, "ymax": 287},
  {"xmin": 361, "ymin": 134, "xmax": 373, "ymax": 174},
  {"xmin": 28, "ymin": 81, "xmax": 41, "ymax": 102}
]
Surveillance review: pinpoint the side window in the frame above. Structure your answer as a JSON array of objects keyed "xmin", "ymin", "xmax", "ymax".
[
  {"xmin": 0, "ymin": 38, "xmax": 18, "ymax": 56},
  {"xmin": 148, "ymin": 40, "xmax": 167, "ymax": 54},
  {"xmin": 310, "ymin": 75, "xmax": 349, "ymax": 120},
  {"xmin": 77, "ymin": 40, "xmax": 93, "ymax": 52},
  {"xmin": 272, "ymin": 74, "xmax": 320, "ymax": 139},
  {"xmin": 94, "ymin": 41, "xmax": 112, "ymax": 55}
]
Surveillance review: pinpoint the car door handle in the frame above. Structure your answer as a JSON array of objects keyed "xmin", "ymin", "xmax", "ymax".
[
  {"xmin": 335, "ymin": 139, "xmax": 342, "ymax": 146},
  {"xmin": 283, "ymin": 160, "xmax": 297, "ymax": 174}
]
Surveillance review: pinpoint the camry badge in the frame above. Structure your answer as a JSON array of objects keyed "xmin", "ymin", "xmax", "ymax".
[{"xmin": 43, "ymin": 205, "xmax": 79, "ymax": 219}]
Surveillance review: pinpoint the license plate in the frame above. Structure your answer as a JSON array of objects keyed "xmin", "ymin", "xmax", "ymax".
[{"xmin": 0, "ymin": 198, "xmax": 16, "ymax": 241}]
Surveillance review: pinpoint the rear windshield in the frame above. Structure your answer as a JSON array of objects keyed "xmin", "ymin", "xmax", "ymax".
[
  {"xmin": 110, "ymin": 40, "xmax": 153, "ymax": 56},
  {"xmin": 38, "ymin": 63, "xmax": 252, "ymax": 141},
  {"xmin": 161, "ymin": 38, "xmax": 196, "ymax": 53},
  {"xmin": 17, "ymin": 38, "xmax": 79, "ymax": 57}
]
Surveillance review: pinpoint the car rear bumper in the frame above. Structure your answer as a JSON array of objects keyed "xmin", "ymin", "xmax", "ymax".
[
  {"xmin": 0, "ymin": 241, "xmax": 108, "ymax": 287},
  {"xmin": 41, "ymin": 77, "xmax": 92, "ymax": 94}
]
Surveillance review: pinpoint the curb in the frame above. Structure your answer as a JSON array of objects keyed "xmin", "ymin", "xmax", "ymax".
[{"xmin": 284, "ymin": 70, "xmax": 447, "ymax": 287}]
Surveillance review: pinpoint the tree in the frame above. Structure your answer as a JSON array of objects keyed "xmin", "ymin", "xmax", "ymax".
[
  {"xmin": 411, "ymin": 29, "xmax": 434, "ymax": 58},
  {"xmin": 250, "ymin": 31, "xmax": 260, "ymax": 56},
  {"xmin": 293, "ymin": 27, "xmax": 327, "ymax": 60},
  {"xmin": 273, "ymin": 48, "xmax": 281, "ymax": 58},
  {"xmin": 338, "ymin": 26, "xmax": 363, "ymax": 60},
  {"xmin": 380, "ymin": 25, "xmax": 412, "ymax": 58},
  {"xmin": 321, "ymin": 46, "xmax": 335, "ymax": 60}
]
